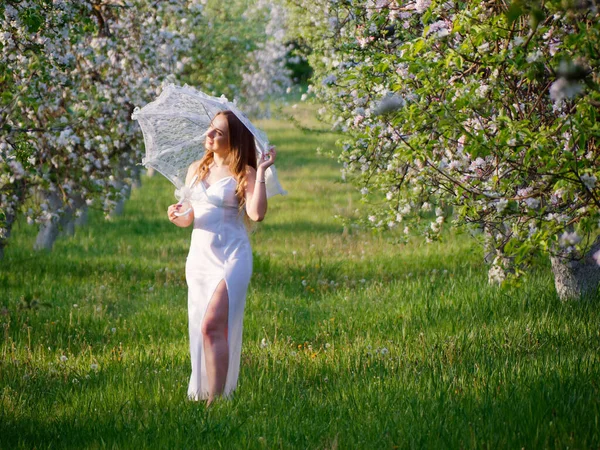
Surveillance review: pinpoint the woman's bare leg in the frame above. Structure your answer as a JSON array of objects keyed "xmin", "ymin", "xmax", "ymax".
[{"xmin": 201, "ymin": 280, "xmax": 229, "ymax": 404}]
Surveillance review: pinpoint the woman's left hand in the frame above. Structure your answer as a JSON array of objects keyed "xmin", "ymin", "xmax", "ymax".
[{"xmin": 258, "ymin": 146, "xmax": 277, "ymax": 171}]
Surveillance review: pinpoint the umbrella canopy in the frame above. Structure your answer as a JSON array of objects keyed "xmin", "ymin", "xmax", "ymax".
[{"xmin": 132, "ymin": 83, "xmax": 286, "ymax": 200}]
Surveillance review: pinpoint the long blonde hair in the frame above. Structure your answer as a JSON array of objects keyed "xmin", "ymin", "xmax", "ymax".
[{"xmin": 194, "ymin": 111, "xmax": 258, "ymax": 217}]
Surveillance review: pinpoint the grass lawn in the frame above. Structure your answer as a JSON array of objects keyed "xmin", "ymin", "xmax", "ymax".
[{"xmin": 1, "ymin": 107, "xmax": 599, "ymax": 449}]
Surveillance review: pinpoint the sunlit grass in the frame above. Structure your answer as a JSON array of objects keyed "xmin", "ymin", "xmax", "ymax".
[{"xmin": 1, "ymin": 107, "xmax": 599, "ymax": 449}]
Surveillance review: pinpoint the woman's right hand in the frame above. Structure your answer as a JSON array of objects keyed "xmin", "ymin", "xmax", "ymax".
[
  {"xmin": 168, "ymin": 204, "xmax": 194, "ymax": 227},
  {"xmin": 168, "ymin": 204, "xmax": 181, "ymax": 221}
]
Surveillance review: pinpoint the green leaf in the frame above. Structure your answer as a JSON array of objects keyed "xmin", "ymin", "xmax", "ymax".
[
  {"xmin": 413, "ymin": 39, "xmax": 425, "ymax": 55},
  {"xmin": 22, "ymin": 9, "xmax": 44, "ymax": 33},
  {"xmin": 530, "ymin": 7, "xmax": 545, "ymax": 28},
  {"xmin": 506, "ymin": 1, "xmax": 524, "ymax": 24}
]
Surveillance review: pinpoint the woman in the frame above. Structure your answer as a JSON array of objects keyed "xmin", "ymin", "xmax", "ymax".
[{"xmin": 167, "ymin": 110, "xmax": 276, "ymax": 404}]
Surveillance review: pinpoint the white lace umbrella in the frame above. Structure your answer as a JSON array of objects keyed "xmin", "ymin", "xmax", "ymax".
[{"xmin": 132, "ymin": 83, "xmax": 286, "ymax": 202}]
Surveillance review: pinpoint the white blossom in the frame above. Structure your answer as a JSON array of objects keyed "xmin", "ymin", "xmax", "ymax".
[
  {"xmin": 593, "ymin": 249, "xmax": 600, "ymax": 266},
  {"xmin": 373, "ymin": 93, "xmax": 405, "ymax": 115},
  {"xmin": 580, "ymin": 174, "xmax": 596, "ymax": 190},
  {"xmin": 427, "ymin": 20, "xmax": 450, "ymax": 38},
  {"xmin": 526, "ymin": 50, "xmax": 543, "ymax": 63},
  {"xmin": 524, "ymin": 198, "xmax": 540, "ymax": 209},
  {"xmin": 559, "ymin": 231, "xmax": 581, "ymax": 247},
  {"xmin": 549, "ymin": 77, "xmax": 584, "ymax": 104},
  {"xmin": 488, "ymin": 264, "xmax": 506, "ymax": 284},
  {"xmin": 415, "ymin": 0, "xmax": 432, "ymax": 13},
  {"xmin": 322, "ymin": 75, "xmax": 337, "ymax": 86}
]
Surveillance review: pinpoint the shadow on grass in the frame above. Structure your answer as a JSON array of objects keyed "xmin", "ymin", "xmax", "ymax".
[{"xmin": 257, "ymin": 220, "xmax": 345, "ymax": 236}]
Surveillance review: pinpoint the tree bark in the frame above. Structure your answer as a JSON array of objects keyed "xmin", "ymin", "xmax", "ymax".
[
  {"xmin": 550, "ymin": 235, "xmax": 600, "ymax": 301},
  {"xmin": 483, "ymin": 224, "xmax": 495, "ymax": 264},
  {"xmin": 131, "ymin": 166, "xmax": 142, "ymax": 190},
  {"xmin": 0, "ymin": 209, "xmax": 16, "ymax": 260},
  {"xmin": 75, "ymin": 205, "xmax": 88, "ymax": 227},
  {"xmin": 61, "ymin": 194, "xmax": 87, "ymax": 237},
  {"xmin": 108, "ymin": 181, "xmax": 131, "ymax": 218},
  {"xmin": 34, "ymin": 191, "xmax": 64, "ymax": 251}
]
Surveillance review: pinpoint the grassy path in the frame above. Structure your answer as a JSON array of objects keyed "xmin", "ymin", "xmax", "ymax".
[{"xmin": 1, "ymin": 112, "xmax": 599, "ymax": 449}]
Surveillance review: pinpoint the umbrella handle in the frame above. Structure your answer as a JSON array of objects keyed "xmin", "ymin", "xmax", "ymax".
[{"xmin": 174, "ymin": 206, "xmax": 193, "ymax": 217}]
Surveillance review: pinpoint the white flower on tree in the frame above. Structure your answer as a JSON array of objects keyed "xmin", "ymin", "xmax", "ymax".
[{"xmin": 415, "ymin": 0, "xmax": 432, "ymax": 14}]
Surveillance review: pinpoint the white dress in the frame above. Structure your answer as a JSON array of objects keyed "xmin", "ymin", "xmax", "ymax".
[{"xmin": 185, "ymin": 175, "xmax": 252, "ymax": 400}]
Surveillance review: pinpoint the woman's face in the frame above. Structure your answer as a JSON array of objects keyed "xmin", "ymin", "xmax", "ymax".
[{"xmin": 205, "ymin": 114, "xmax": 229, "ymax": 154}]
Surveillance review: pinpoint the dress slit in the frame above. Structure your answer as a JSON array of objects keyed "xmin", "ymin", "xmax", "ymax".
[{"xmin": 200, "ymin": 278, "xmax": 231, "ymax": 394}]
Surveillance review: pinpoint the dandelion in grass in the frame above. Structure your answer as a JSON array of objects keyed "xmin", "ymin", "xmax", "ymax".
[
  {"xmin": 260, "ymin": 338, "xmax": 269, "ymax": 348},
  {"xmin": 60, "ymin": 355, "xmax": 68, "ymax": 362}
]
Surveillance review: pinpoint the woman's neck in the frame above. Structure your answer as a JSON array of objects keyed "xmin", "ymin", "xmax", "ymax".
[{"xmin": 212, "ymin": 152, "xmax": 230, "ymax": 169}]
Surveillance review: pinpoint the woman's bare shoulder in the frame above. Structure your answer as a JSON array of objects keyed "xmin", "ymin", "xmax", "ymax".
[
  {"xmin": 189, "ymin": 160, "xmax": 202, "ymax": 172},
  {"xmin": 185, "ymin": 160, "xmax": 202, "ymax": 185}
]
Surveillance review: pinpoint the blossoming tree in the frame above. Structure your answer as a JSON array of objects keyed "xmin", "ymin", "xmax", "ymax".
[
  {"xmin": 0, "ymin": 0, "xmax": 291, "ymax": 257},
  {"xmin": 0, "ymin": 0, "xmax": 204, "ymax": 255},
  {"xmin": 287, "ymin": 0, "xmax": 600, "ymax": 300}
]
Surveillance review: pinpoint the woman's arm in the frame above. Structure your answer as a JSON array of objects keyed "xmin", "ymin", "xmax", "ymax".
[
  {"xmin": 245, "ymin": 147, "xmax": 276, "ymax": 222},
  {"xmin": 168, "ymin": 203, "xmax": 194, "ymax": 227},
  {"xmin": 167, "ymin": 162, "xmax": 199, "ymax": 227}
]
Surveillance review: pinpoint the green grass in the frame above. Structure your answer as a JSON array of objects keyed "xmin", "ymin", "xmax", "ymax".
[{"xmin": 1, "ymin": 108, "xmax": 599, "ymax": 449}]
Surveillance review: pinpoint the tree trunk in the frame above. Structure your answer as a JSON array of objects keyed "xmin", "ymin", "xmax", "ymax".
[
  {"xmin": 34, "ymin": 191, "xmax": 64, "ymax": 251},
  {"xmin": 75, "ymin": 205, "xmax": 88, "ymax": 227},
  {"xmin": 108, "ymin": 181, "xmax": 131, "ymax": 218},
  {"xmin": 61, "ymin": 194, "xmax": 86, "ymax": 237},
  {"xmin": 550, "ymin": 236, "xmax": 600, "ymax": 301},
  {"xmin": 113, "ymin": 197, "xmax": 126, "ymax": 217},
  {"xmin": 0, "ymin": 209, "xmax": 16, "ymax": 260},
  {"xmin": 146, "ymin": 167, "xmax": 155, "ymax": 178},
  {"xmin": 131, "ymin": 166, "xmax": 142, "ymax": 190},
  {"xmin": 483, "ymin": 224, "xmax": 495, "ymax": 264}
]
